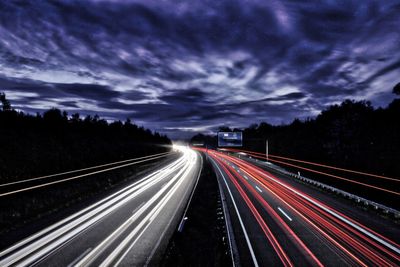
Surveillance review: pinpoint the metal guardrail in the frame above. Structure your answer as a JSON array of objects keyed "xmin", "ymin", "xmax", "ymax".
[{"xmin": 233, "ymin": 153, "xmax": 400, "ymax": 219}]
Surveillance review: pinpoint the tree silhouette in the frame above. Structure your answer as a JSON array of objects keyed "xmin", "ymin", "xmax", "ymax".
[
  {"xmin": 191, "ymin": 97, "xmax": 400, "ymax": 208},
  {"xmin": 0, "ymin": 97, "xmax": 171, "ymax": 182},
  {"xmin": 0, "ymin": 92, "xmax": 12, "ymax": 111},
  {"xmin": 393, "ymin": 82, "xmax": 400, "ymax": 95},
  {"xmin": 192, "ymin": 98, "xmax": 399, "ymax": 178},
  {"xmin": 218, "ymin": 126, "xmax": 232, "ymax": 132},
  {"xmin": 0, "ymin": 95, "xmax": 173, "ymax": 238}
]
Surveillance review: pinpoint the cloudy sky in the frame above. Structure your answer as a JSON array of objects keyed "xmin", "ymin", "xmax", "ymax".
[{"xmin": 0, "ymin": 0, "xmax": 399, "ymax": 139}]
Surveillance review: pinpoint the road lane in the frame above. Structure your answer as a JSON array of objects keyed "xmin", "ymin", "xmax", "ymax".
[
  {"xmin": 0, "ymin": 152, "xmax": 173, "ymax": 197},
  {"xmin": 206, "ymin": 149, "xmax": 400, "ymax": 266},
  {"xmin": 0, "ymin": 145, "xmax": 201, "ymax": 267},
  {"xmin": 241, "ymin": 154, "xmax": 400, "ymax": 240},
  {"xmin": 213, "ymin": 160, "xmax": 259, "ymax": 267}
]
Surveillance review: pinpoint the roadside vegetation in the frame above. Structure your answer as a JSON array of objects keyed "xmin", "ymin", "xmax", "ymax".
[
  {"xmin": 191, "ymin": 87, "xmax": 400, "ymax": 208},
  {"xmin": 0, "ymin": 93, "xmax": 173, "ymax": 248},
  {"xmin": 0, "ymin": 92, "xmax": 171, "ymax": 182}
]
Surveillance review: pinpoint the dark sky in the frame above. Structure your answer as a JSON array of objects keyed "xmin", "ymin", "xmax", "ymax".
[{"xmin": 1, "ymin": 0, "xmax": 399, "ymax": 139}]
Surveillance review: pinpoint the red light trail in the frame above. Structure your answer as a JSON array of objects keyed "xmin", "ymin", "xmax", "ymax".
[
  {"xmin": 223, "ymin": 148, "xmax": 399, "ymax": 182},
  {"xmin": 199, "ymin": 147, "xmax": 400, "ymax": 266},
  {"xmin": 221, "ymin": 148, "xmax": 400, "ymax": 196}
]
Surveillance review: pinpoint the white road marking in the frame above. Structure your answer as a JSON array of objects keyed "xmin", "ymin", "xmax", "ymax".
[
  {"xmin": 76, "ymin": 149, "xmax": 197, "ymax": 266},
  {"xmin": 278, "ymin": 207, "xmax": 293, "ymax": 222},
  {"xmin": 145, "ymin": 154, "xmax": 203, "ymax": 267},
  {"xmin": 255, "ymin": 186, "xmax": 262, "ymax": 193},
  {"xmin": 132, "ymin": 202, "xmax": 146, "ymax": 214},
  {"xmin": 67, "ymin": 247, "xmax": 92, "ymax": 267},
  {"xmin": 0, "ymin": 149, "xmax": 192, "ymax": 267},
  {"xmin": 0, "ymin": 152, "xmax": 171, "ymax": 188},
  {"xmin": 104, "ymin": 151, "xmax": 197, "ymax": 266},
  {"xmin": 249, "ymin": 166, "xmax": 400, "ymax": 254},
  {"xmin": 212, "ymin": 159, "xmax": 259, "ymax": 267},
  {"xmin": 0, "ymin": 154, "xmax": 171, "ymax": 197}
]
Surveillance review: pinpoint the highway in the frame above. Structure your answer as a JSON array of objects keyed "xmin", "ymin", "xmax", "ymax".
[
  {"xmin": 0, "ymin": 145, "xmax": 201, "ymax": 267},
  {"xmin": 206, "ymin": 149, "xmax": 400, "ymax": 267}
]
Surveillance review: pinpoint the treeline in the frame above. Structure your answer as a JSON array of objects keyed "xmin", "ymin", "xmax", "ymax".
[
  {"xmin": 191, "ymin": 88, "xmax": 400, "ymax": 178},
  {"xmin": 0, "ymin": 93, "xmax": 171, "ymax": 182}
]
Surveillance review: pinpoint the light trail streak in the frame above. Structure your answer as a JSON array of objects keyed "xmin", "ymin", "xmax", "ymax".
[
  {"xmin": 0, "ymin": 146, "xmax": 198, "ymax": 267},
  {"xmin": 79, "ymin": 150, "xmax": 195, "ymax": 266},
  {"xmin": 105, "ymin": 155, "xmax": 196, "ymax": 267},
  {"xmin": 0, "ymin": 153, "xmax": 172, "ymax": 197},
  {"xmin": 0, "ymin": 151, "xmax": 173, "ymax": 187},
  {"xmin": 216, "ymin": 157, "xmax": 294, "ymax": 267},
  {"xmin": 214, "ymin": 155, "xmax": 323, "ymax": 267},
  {"xmin": 211, "ymin": 150, "xmax": 400, "ymax": 266},
  {"xmin": 223, "ymin": 148, "xmax": 398, "ymax": 182},
  {"xmin": 210, "ymin": 157, "xmax": 260, "ymax": 267},
  {"xmin": 266, "ymin": 157, "xmax": 400, "ymax": 196},
  {"xmin": 218, "ymin": 152, "xmax": 369, "ymax": 266},
  {"xmin": 224, "ymin": 149, "xmax": 400, "ymax": 196},
  {"xmin": 225, "ymin": 153, "xmax": 400, "ymax": 254},
  {"xmin": 0, "ymin": 157, "xmax": 183, "ymax": 259},
  {"xmin": 222, "ymin": 151, "xmax": 400, "ymax": 254}
]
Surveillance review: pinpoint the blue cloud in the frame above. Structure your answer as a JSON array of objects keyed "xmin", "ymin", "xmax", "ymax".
[{"xmin": 0, "ymin": 0, "xmax": 399, "ymax": 138}]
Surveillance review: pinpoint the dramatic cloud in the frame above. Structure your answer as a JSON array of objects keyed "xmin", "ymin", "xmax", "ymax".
[{"xmin": 0, "ymin": 0, "xmax": 399, "ymax": 138}]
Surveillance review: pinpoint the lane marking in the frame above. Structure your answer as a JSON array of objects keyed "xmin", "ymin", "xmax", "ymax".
[
  {"xmin": 177, "ymin": 153, "xmax": 203, "ymax": 232},
  {"xmin": 145, "ymin": 153, "xmax": 202, "ymax": 267},
  {"xmin": 77, "ymin": 152, "xmax": 194, "ymax": 266},
  {"xmin": 215, "ymin": 175, "xmax": 237, "ymax": 267},
  {"xmin": 0, "ymin": 153, "xmax": 171, "ymax": 197},
  {"xmin": 0, "ymin": 151, "xmax": 172, "ymax": 188},
  {"xmin": 215, "ymin": 153, "xmax": 325, "ymax": 267},
  {"xmin": 132, "ymin": 202, "xmax": 146, "ymax": 214},
  {"xmin": 104, "ymin": 152, "xmax": 197, "ymax": 266},
  {"xmin": 0, "ymin": 153, "xmax": 189, "ymax": 266},
  {"xmin": 243, "ymin": 176, "xmax": 248, "ymax": 180},
  {"xmin": 243, "ymin": 164, "xmax": 400, "ymax": 254},
  {"xmin": 13, "ymin": 167, "xmax": 180, "ymax": 267},
  {"xmin": 67, "ymin": 247, "xmax": 92, "ymax": 267},
  {"xmin": 277, "ymin": 207, "xmax": 292, "ymax": 222},
  {"xmin": 211, "ymin": 159, "xmax": 259, "ymax": 267},
  {"xmin": 255, "ymin": 186, "xmax": 262, "ymax": 193}
]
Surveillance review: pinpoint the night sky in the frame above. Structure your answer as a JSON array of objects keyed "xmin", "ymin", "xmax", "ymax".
[{"xmin": 1, "ymin": 1, "xmax": 399, "ymax": 139}]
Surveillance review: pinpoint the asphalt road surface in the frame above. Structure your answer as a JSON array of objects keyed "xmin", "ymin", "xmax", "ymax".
[
  {"xmin": 0, "ymin": 145, "xmax": 201, "ymax": 267},
  {"xmin": 206, "ymin": 149, "xmax": 400, "ymax": 267}
]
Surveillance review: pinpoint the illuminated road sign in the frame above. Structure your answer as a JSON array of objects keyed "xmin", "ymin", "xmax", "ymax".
[{"xmin": 218, "ymin": 132, "xmax": 243, "ymax": 147}]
